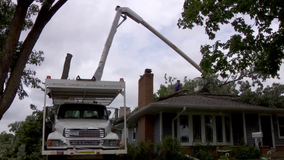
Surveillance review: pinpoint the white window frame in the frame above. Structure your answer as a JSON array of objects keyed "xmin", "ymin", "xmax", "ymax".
[
  {"xmin": 178, "ymin": 113, "xmax": 232, "ymax": 146},
  {"xmin": 277, "ymin": 115, "xmax": 284, "ymax": 139}
]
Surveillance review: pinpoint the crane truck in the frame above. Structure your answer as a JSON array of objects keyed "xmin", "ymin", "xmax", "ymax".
[{"xmin": 42, "ymin": 5, "xmax": 202, "ymax": 160}]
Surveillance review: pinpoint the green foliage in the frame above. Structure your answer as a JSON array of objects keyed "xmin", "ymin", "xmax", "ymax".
[
  {"xmin": 0, "ymin": 131, "xmax": 15, "ymax": 160},
  {"xmin": 0, "ymin": 0, "xmax": 15, "ymax": 50},
  {"xmin": 120, "ymin": 137, "xmax": 187, "ymax": 160},
  {"xmin": 178, "ymin": 0, "xmax": 284, "ymax": 82},
  {"xmin": 154, "ymin": 74, "xmax": 239, "ymax": 100},
  {"xmin": 6, "ymin": 105, "xmax": 48, "ymax": 160},
  {"xmin": 235, "ymin": 145, "xmax": 262, "ymax": 159},
  {"xmin": 0, "ymin": 0, "xmax": 39, "ymax": 41},
  {"xmin": 120, "ymin": 143, "xmax": 137, "ymax": 160},
  {"xmin": 120, "ymin": 141, "xmax": 156, "ymax": 160},
  {"xmin": 136, "ymin": 140, "xmax": 156, "ymax": 160},
  {"xmin": 190, "ymin": 144, "xmax": 215, "ymax": 160},
  {"xmin": 18, "ymin": 49, "xmax": 45, "ymax": 99},
  {"xmin": 154, "ymin": 74, "xmax": 177, "ymax": 100},
  {"xmin": 156, "ymin": 136, "xmax": 187, "ymax": 160},
  {"xmin": 202, "ymin": 75, "xmax": 239, "ymax": 95},
  {"xmin": 238, "ymin": 81, "xmax": 284, "ymax": 108}
]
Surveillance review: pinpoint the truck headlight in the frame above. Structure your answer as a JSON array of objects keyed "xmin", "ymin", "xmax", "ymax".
[
  {"xmin": 47, "ymin": 139, "xmax": 67, "ymax": 147},
  {"xmin": 103, "ymin": 140, "xmax": 119, "ymax": 146}
]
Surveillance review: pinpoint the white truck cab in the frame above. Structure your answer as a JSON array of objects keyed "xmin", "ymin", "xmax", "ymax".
[{"xmin": 46, "ymin": 103, "xmax": 120, "ymax": 150}]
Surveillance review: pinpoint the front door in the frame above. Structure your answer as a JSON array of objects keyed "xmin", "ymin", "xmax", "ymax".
[{"xmin": 260, "ymin": 115, "xmax": 273, "ymax": 147}]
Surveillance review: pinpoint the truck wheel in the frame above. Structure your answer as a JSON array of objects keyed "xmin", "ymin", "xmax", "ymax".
[
  {"xmin": 46, "ymin": 155, "xmax": 67, "ymax": 160},
  {"xmin": 103, "ymin": 154, "xmax": 119, "ymax": 160}
]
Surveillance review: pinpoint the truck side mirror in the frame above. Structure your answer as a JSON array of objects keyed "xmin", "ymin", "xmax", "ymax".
[{"xmin": 107, "ymin": 110, "xmax": 111, "ymax": 116}]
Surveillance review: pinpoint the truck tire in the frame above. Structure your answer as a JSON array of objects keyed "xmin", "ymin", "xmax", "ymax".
[
  {"xmin": 103, "ymin": 154, "xmax": 119, "ymax": 160},
  {"xmin": 46, "ymin": 155, "xmax": 67, "ymax": 160}
]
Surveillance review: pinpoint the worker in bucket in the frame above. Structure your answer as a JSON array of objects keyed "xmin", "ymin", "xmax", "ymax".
[{"xmin": 174, "ymin": 80, "xmax": 181, "ymax": 92}]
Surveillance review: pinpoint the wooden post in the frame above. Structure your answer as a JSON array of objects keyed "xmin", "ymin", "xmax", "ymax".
[{"xmin": 61, "ymin": 53, "xmax": 72, "ymax": 79}]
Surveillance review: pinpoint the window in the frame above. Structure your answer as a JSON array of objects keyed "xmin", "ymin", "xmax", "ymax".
[
  {"xmin": 178, "ymin": 114, "xmax": 232, "ymax": 145},
  {"xmin": 64, "ymin": 110, "xmax": 80, "ymax": 118},
  {"xmin": 224, "ymin": 116, "xmax": 231, "ymax": 142},
  {"xmin": 133, "ymin": 127, "xmax": 136, "ymax": 141},
  {"xmin": 84, "ymin": 110, "xmax": 98, "ymax": 118},
  {"xmin": 180, "ymin": 115, "xmax": 189, "ymax": 142},
  {"xmin": 58, "ymin": 104, "xmax": 108, "ymax": 120},
  {"xmin": 193, "ymin": 115, "xmax": 202, "ymax": 142},
  {"xmin": 216, "ymin": 116, "xmax": 223, "ymax": 142},
  {"xmin": 205, "ymin": 115, "xmax": 213, "ymax": 142},
  {"xmin": 278, "ymin": 116, "xmax": 284, "ymax": 138}
]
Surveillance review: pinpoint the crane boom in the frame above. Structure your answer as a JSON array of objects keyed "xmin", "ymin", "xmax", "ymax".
[{"xmin": 93, "ymin": 6, "xmax": 202, "ymax": 81}]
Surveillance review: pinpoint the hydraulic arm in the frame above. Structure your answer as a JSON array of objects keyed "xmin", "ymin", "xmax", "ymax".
[{"xmin": 93, "ymin": 6, "xmax": 202, "ymax": 81}]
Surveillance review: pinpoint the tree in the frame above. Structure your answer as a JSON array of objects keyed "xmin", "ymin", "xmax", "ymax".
[
  {"xmin": 178, "ymin": 0, "xmax": 284, "ymax": 82},
  {"xmin": 0, "ymin": 131, "xmax": 15, "ymax": 160},
  {"xmin": 238, "ymin": 81, "xmax": 284, "ymax": 108},
  {"xmin": 154, "ymin": 74, "xmax": 178, "ymax": 100},
  {"xmin": 0, "ymin": 0, "xmax": 68, "ymax": 120},
  {"xmin": 154, "ymin": 74, "xmax": 239, "ymax": 100},
  {"xmin": 2, "ymin": 104, "xmax": 48, "ymax": 160}
]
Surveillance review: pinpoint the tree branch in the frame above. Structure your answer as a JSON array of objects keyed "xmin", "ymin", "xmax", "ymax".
[
  {"xmin": 46, "ymin": 0, "xmax": 68, "ymax": 21},
  {"xmin": 217, "ymin": 75, "xmax": 244, "ymax": 88}
]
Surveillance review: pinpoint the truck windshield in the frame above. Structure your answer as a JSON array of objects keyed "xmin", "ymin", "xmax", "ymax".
[{"xmin": 57, "ymin": 104, "xmax": 108, "ymax": 120}]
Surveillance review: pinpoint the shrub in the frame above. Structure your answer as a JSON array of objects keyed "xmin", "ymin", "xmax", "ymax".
[
  {"xmin": 156, "ymin": 136, "xmax": 187, "ymax": 160},
  {"xmin": 120, "ymin": 137, "xmax": 188, "ymax": 160},
  {"xmin": 235, "ymin": 145, "xmax": 261, "ymax": 159},
  {"xmin": 120, "ymin": 141, "xmax": 157, "ymax": 160},
  {"xmin": 136, "ymin": 140, "xmax": 157, "ymax": 160},
  {"xmin": 190, "ymin": 143, "xmax": 215, "ymax": 160},
  {"xmin": 119, "ymin": 143, "xmax": 136, "ymax": 160}
]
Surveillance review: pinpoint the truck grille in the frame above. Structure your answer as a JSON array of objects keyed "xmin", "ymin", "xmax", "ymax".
[
  {"xmin": 64, "ymin": 128, "xmax": 105, "ymax": 138},
  {"xmin": 70, "ymin": 140, "xmax": 101, "ymax": 146}
]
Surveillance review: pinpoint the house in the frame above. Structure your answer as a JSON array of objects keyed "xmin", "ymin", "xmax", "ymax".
[{"xmin": 117, "ymin": 69, "xmax": 284, "ymax": 155}]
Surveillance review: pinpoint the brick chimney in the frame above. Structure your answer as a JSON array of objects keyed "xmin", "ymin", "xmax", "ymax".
[
  {"xmin": 138, "ymin": 69, "xmax": 154, "ymax": 142},
  {"xmin": 138, "ymin": 68, "xmax": 153, "ymax": 109}
]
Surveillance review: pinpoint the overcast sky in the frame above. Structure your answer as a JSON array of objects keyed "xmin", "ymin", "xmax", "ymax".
[{"xmin": 1, "ymin": 0, "xmax": 283, "ymax": 133}]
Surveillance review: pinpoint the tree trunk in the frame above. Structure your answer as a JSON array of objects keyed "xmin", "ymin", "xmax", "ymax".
[
  {"xmin": 0, "ymin": 0, "xmax": 33, "ymax": 120},
  {"xmin": 0, "ymin": 0, "xmax": 68, "ymax": 120},
  {"xmin": 0, "ymin": 0, "xmax": 32, "ymax": 96},
  {"xmin": 61, "ymin": 53, "xmax": 73, "ymax": 79}
]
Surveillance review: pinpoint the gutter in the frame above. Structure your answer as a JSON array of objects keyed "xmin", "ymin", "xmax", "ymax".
[{"xmin": 172, "ymin": 106, "xmax": 186, "ymax": 139}]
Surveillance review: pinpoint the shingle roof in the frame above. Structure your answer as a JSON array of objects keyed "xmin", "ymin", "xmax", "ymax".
[
  {"xmin": 151, "ymin": 93, "xmax": 279, "ymax": 112},
  {"xmin": 153, "ymin": 93, "xmax": 252, "ymax": 108}
]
